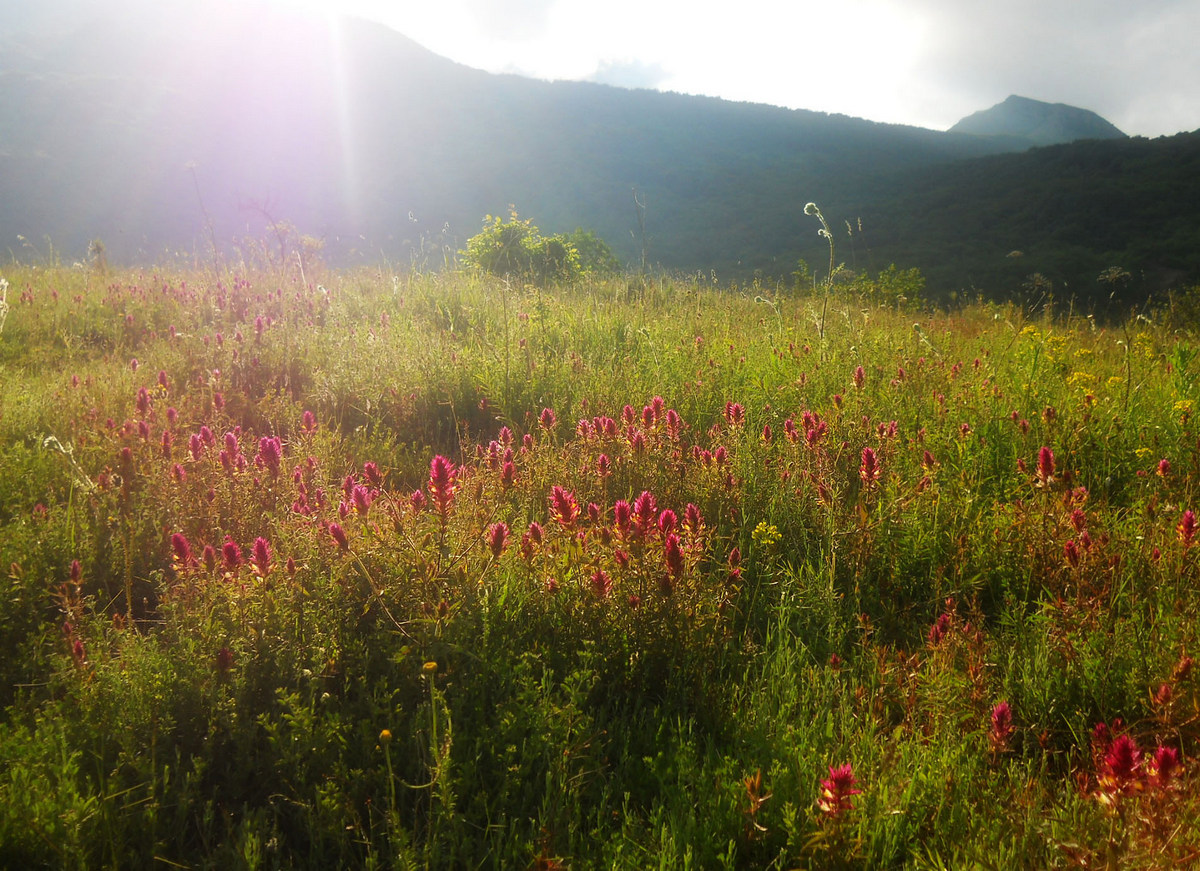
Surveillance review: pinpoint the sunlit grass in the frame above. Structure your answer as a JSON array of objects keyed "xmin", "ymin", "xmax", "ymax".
[{"xmin": 0, "ymin": 262, "xmax": 1197, "ymax": 868}]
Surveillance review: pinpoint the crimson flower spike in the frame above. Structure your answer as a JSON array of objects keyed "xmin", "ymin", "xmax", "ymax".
[
  {"xmin": 1036, "ymin": 446, "xmax": 1055, "ymax": 488},
  {"xmin": 817, "ymin": 763, "xmax": 862, "ymax": 818},
  {"xmin": 428, "ymin": 455, "xmax": 457, "ymax": 515}
]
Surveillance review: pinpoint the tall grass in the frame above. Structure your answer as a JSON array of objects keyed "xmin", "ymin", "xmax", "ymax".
[{"xmin": 0, "ymin": 263, "xmax": 1197, "ymax": 868}]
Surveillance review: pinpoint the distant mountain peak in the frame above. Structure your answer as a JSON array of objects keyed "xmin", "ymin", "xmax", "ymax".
[{"xmin": 949, "ymin": 95, "xmax": 1126, "ymax": 147}]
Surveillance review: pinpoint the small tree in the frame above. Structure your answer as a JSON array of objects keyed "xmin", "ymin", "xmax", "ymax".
[
  {"xmin": 462, "ymin": 211, "xmax": 586, "ymax": 284},
  {"xmin": 565, "ymin": 228, "xmax": 620, "ymax": 275}
]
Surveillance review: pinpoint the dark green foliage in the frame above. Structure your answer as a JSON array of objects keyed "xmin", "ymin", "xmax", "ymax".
[{"xmin": 461, "ymin": 212, "xmax": 583, "ymax": 284}]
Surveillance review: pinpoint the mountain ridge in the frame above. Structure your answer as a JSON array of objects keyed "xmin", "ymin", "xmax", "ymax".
[
  {"xmin": 1, "ymin": 0, "xmax": 1197, "ymax": 305},
  {"xmin": 949, "ymin": 94, "xmax": 1127, "ymax": 147}
]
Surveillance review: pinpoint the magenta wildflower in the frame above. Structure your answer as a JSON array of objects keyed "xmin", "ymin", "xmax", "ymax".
[
  {"xmin": 817, "ymin": 763, "xmax": 862, "ymax": 818},
  {"xmin": 301, "ymin": 409, "xmax": 317, "ymax": 433},
  {"xmin": 256, "ymin": 436, "xmax": 282, "ymax": 476},
  {"xmin": 69, "ymin": 560, "xmax": 83, "ymax": 584},
  {"xmin": 1147, "ymin": 745, "xmax": 1180, "ymax": 790},
  {"xmin": 989, "ymin": 701, "xmax": 1014, "ymax": 754},
  {"xmin": 251, "ymin": 537, "xmax": 270, "ymax": 577},
  {"xmin": 1179, "ymin": 509, "xmax": 1196, "ymax": 550},
  {"xmin": 859, "ymin": 447, "xmax": 881, "ymax": 489},
  {"xmin": 171, "ymin": 533, "xmax": 194, "ymax": 569},
  {"xmin": 363, "ymin": 461, "xmax": 382, "ymax": 486},
  {"xmin": 664, "ymin": 533, "xmax": 685, "ymax": 578},
  {"xmin": 632, "ymin": 491, "xmax": 658, "ymax": 536},
  {"xmin": 613, "ymin": 500, "xmax": 632, "ymax": 536},
  {"xmin": 410, "ymin": 489, "xmax": 427, "ymax": 512},
  {"xmin": 1036, "ymin": 446, "xmax": 1055, "ymax": 488},
  {"xmin": 538, "ymin": 407, "xmax": 557, "ymax": 431},
  {"xmin": 351, "ymin": 484, "xmax": 373, "ymax": 517},
  {"xmin": 927, "ymin": 612, "xmax": 952, "ymax": 645},
  {"xmin": 590, "ymin": 569, "xmax": 613, "ymax": 599},
  {"xmin": 428, "ymin": 455, "xmax": 457, "ymax": 515},
  {"xmin": 549, "ymin": 485, "xmax": 580, "ymax": 529},
  {"xmin": 724, "ymin": 401, "xmax": 745, "ymax": 427},
  {"xmin": 1096, "ymin": 733, "xmax": 1143, "ymax": 806},
  {"xmin": 330, "ymin": 523, "xmax": 349, "ymax": 551},
  {"xmin": 222, "ymin": 539, "xmax": 243, "ymax": 572},
  {"xmin": 658, "ymin": 509, "xmax": 677, "ymax": 536},
  {"xmin": 486, "ymin": 522, "xmax": 509, "ymax": 558},
  {"xmin": 202, "ymin": 545, "xmax": 217, "ymax": 573},
  {"xmin": 189, "ymin": 433, "xmax": 204, "ymax": 461},
  {"xmin": 852, "ymin": 365, "xmax": 865, "ymax": 390}
]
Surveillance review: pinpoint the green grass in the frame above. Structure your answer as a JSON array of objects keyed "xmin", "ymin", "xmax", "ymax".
[{"xmin": 0, "ymin": 262, "xmax": 1197, "ymax": 868}]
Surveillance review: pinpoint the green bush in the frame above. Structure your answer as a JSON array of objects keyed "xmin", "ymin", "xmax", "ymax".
[{"xmin": 461, "ymin": 211, "xmax": 586, "ymax": 284}]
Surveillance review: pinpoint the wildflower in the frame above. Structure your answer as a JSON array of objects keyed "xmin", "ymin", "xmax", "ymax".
[
  {"xmin": 351, "ymin": 484, "xmax": 372, "ymax": 517},
  {"xmin": 69, "ymin": 560, "xmax": 83, "ymax": 584},
  {"xmin": 256, "ymin": 436, "xmax": 282, "ymax": 475},
  {"xmin": 500, "ymin": 460, "xmax": 516, "ymax": 488},
  {"xmin": 202, "ymin": 545, "xmax": 217, "ymax": 573},
  {"xmin": 1064, "ymin": 539, "xmax": 1081, "ymax": 568},
  {"xmin": 1178, "ymin": 509, "xmax": 1196, "ymax": 550},
  {"xmin": 597, "ymin": 453, "xmax": 611, "ymax": 479},
  {"xmin": 1096, "ymin": 733, "xmax": 1142, "ymax": 807},
  {"xmin": 410, "ymin": 490, "xmax": 427, "ymax": 512},
  {"xmin": 539, "ymin": 407, "xmax": 557, "ymax": 431},
  {"xmin": 189, "ymin": 433, "xmax": 204, "ymax": 461},
  {"xmin": 301, "ymin": 409, "xmax": 318, "ymax": 433},
  {"xmin": 664, "ymin": 533, "xmax": 685, "ymax": 578},
  {"xmin": 428, "ymin": 455, "xmax": 457, "ymax": 515},
  {"xmin": 590, "ymin": 569, "xmax": 612, "ymax": 599},
  {"xmin": 921, "ymin": 450, "xmax": 937, "ymax": 471},
  {"xmin": 657, "ymin": 509, "xmax": 677, "ymax": 536},
  {"xmin": 665, "ymin": 408, "xmax": 682, "ymax": 440},
  {"xmin": 1157, "ymin": 458, "xmax": 1171, "ymax": 479},
  {"xmin": 251, "ymin": 537, "xmax": 271, "ymax": 577},
  {"xmin": 1036, "ymin": 446, "xmax": 1055, "ymax": 488},
  {"xmin": 989, "ymin": 701, "xmax": 1014, "ymax": 754},
  {"xmin": 329, "ymin": 523, "xmax": 349, "ymax": 551},
  {"xmin": 724, "ymin": 401, "xmax": 745, "ymax": 427},
  {"xmin": 613, "ymin": 500, "xmax": 632, "ymax": 537},
  {"xmin": 859, "ymin": 447, "xmax": 881, "ymax": 489},
  {"xmin": 486, "ymin": 522, "xmax": 509, "ymax": 558},
  {"xmin": 927, "ymin": 612, "xmax": 952, "ymax": 645},
  {"xmin": 363, "ymin": 461, "xmax": 382, "ymax": 487},
  {"xmin": 817, "ymin": 763, "xmax": 862, "ymax": 818},
  {"xmin": 1147, "ymin": 745, "xmax": 1180, "ymax": 790},
  {"xmin": 171, "ymin": 533, "xmax": 194, "ymax": 570},
  {"xmin": 852, "ymin": 365, "xmax": 865, "ymax": 390},
  {"xmin": 222, "ymin": 539, "xmax": 243, "ymax": 572},
  {"xmin": 684, "ymin": 503, "xmax": 703, "ymax": 537},
  {"xmin": 549, "ymin": 485, "xmax": 580, "ymax": 529}
]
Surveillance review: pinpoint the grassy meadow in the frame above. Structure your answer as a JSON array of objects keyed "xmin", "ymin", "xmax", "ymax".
[{"xmin": 0, "ymin": 261, "xmax": 1198, "ymax": 868}]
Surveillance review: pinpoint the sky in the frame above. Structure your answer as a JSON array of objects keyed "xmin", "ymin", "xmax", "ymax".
[{"xmin": 271, "ymin": 0, "xmax": 1200, "ymax": 138}]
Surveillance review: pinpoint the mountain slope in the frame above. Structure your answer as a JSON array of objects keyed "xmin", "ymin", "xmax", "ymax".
[
  {"xmin": 1, "ymin": 0, "xmax": 1198, "ymax": 306},
  {"xmin": 0, "ymin": 0, "xmax": 1018, "ymax": 269},
  {"xmin": 949, "ymin": 94, "xmax": 1126, "ymax": 147}
]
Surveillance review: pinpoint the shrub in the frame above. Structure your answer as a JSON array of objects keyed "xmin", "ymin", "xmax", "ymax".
[{"xmin": 461, "ymin": 211, "xmax": 584, "ymax": 284}]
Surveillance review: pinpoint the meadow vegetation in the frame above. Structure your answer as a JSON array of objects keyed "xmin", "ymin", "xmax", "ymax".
[{"xmin": 0, "ymin": 256, "xmax": 1198, "ymax": 868}]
